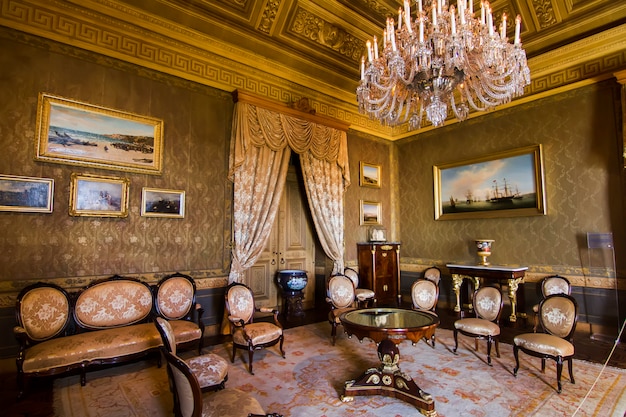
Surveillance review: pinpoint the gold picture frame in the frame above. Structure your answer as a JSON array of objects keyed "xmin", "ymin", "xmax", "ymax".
[
  {"xmin": 0, "ymin": 174, "xmax": 54, "ymax": 213},
  {"xmin": 69, "ymin": 173, "xmax": 129, "ymax": 217},
  {"xmin": 141, "ymin": 187, "xmax": 185, "ymax": 218},
  {"xmin": 359, "ymin": 162, "xmax": 381, "ymax": 188},
  {"xmin": 433, "ymin": 145, "xmax": 546, "ymax": 220},
  {"xmin": 35, "ymin": 93, "xmax": 164, "ymax": 175},
  {"xmin": 360, "ymin": 200, "xmax": 382, "ymax": 225}
]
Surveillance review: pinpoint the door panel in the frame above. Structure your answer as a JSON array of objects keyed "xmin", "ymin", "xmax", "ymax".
[{"xmin": 246, "ymin": 166, "xmax": 315, "ymax": 310}]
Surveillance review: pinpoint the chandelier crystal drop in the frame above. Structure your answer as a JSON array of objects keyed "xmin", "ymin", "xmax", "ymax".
[{"xmin": 356, "ymin": 0, "xmax": 531, "ymax": 129}]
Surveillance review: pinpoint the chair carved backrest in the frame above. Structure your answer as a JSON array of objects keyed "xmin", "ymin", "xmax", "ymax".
[
  {"xmin": 327, "ymin": 274, "xmax": 356, "ymax": 309},
  {"xmin": 539, "ymin": 294, "xmax": 578, "ymax": 339},
  {"xmin": 423, "ymin": 267, "xmax": 441, "ymax": 286},
  {"xmin": 155, "ymin": 273, "xmax": 196, "ymax": 320},
  {"xmin": 16, "ymin": 283, "xmax": 71, "ymax": 342},
  {"xmin": 164, "ymin": 349, "xmax": 203, "ymax": 417},
  {"xmin": 225, "ymin": 283, "xmax": 256, "ymax": 324},
  {"xmin": 473, "ymin": 286, "xmax": 503, "ymax": 322},
  {"xmin": 155, "ymin": 316, "xmax": 177, "ymax": 354},
  {"xmin": 411, "ymin": 279, "xmax": 439, "ymax": 312},
  {"xmin": 542, "ymin": 275, "xmax": 571, "ymax": 298}
]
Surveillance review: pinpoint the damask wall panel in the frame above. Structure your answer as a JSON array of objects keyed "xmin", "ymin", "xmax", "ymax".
[
  {"xmin": 0, "ymin": 29, "xmax": 233, "ymax": 286},
  {"xmin": 397, "ymin": 81, "xmax": 623, "ymax": 277},
  {"xmin": 343, "ymin": 131, "xmax": 395, "ymax": 263}
]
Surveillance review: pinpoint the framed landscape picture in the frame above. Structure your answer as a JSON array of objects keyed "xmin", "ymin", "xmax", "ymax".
[
  {"xmin": 35, "ymin": 93, "xmax": 164, "ymax": 175},
  {"xmin": 141, "ymin": 187, "xmax": 185, "ymax": 218},
  {"xmin": 433, "ymin": 145, "xmax": 546, "ymax": 220},
  {"xmin": 360, "ymin": 200, "xmax": 381, "ymax": 225},
  {"xmin": 359, "ymin": 162, "xmax": 381, "ymax": 188},
  {"xmin": 69, "ymin": 173, "xmax": 129, "ymax": 217},
  {"xmin": 0, "ymin": 174, "xmax": 54, "ymax": 213}
]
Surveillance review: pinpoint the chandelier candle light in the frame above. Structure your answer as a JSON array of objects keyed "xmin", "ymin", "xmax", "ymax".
[{"xmin": 357, "ymin": 0, "xmax": 531, "ymax": 129}]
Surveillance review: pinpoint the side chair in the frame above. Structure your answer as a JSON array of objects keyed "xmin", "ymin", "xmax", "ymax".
[
  {"xmin": 410, "ymin": 278, "xmax": 439, "ymax": 348},
  {"xmin": 344, "ymin": 267, "xmax": 376, "ymax": 307},
  {"xmin": 532, "ymin": 275, "xmax": 571, "ymax": 332},
  {"xmin": 423, "ymin": 266, "xmax": 441, "ymax": 285},
  {"xmin": 513, "ymin": 294, "xmax": 578, "ymax": 393},
  {"xmin": 326, "ymin": 273, "xmax": 358, "ymax": 345},
  {"xmin": 162, "ymin": 347, "xmax": 282, "ymax": 417},
  {"xmin": 224, "ymin": 282, "xmax": 285, "ymax": 375},
  {"xmin": 453, "ymin": 285, "xmax": 503, "ymax": 366}
]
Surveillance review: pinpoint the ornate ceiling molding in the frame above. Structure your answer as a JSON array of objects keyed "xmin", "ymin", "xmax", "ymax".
[{"xmin": 1, "ymin": 0, "xmax": 624, "ymax": 141}]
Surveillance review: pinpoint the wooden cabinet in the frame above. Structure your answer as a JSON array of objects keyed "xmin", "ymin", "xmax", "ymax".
[{"xmin": 357, "ymin": 242, "xmax": 401, "ymax": 306}]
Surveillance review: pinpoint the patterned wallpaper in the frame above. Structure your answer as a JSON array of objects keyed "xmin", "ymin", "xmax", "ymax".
[
  {"xmin": 396, "ymin": 80, "xmax": 624, "ymax": 288},
  {"xmin": 343, "ymin": 131, "xmax": 396, "ymax": 264},
  {"xmin": 0, "ymin": 30, "xmax": 234, "ymax": 294}
]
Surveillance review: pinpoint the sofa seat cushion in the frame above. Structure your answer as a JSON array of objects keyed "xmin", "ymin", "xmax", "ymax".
[
  {"xmin": 22, "ymin": 323, "xmax": 161, "ymax": 373},
  {"xmin": 186, "ymin": 353, "xmax": 229, "ymax": 388},
  {"xmin": 169, "ymin": 320, "xmax": 202, "ymax": 345},
  {"xmin": 202, "ymin": 388, "xmax": 265, "ymax": 417}
]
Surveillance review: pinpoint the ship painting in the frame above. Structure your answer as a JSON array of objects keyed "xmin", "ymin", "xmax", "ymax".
[{"xmin": 489, "ymin": 178, "xmax": 521, "ymax": 203}]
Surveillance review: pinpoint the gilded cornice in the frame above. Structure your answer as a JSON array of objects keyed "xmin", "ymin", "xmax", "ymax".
[{"xmin": 1, "ymin": 0, "xmax": 624, "ymax": 141}]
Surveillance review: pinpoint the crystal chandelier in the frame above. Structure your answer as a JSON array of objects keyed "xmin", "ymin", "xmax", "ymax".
[{"xmin": 357, "ymin": 0, "xmax": 531, "ymax": 129}]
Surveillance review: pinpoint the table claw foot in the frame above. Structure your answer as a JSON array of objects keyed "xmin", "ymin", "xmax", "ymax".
[
  {"xmin": 418, "ymin": 389, "xmax": 433, "ymax": 401},
  {"xmin": 341, "ymin": 395, "xmax": 354, "ymax": 403}
]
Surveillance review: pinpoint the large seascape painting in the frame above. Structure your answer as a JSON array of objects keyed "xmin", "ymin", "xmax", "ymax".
[
  {"xmin": 433, "ymin": 145, "xmax": 546, "ymax": 220},
  {"xmin": 35, "ymin": 93, "xmax": 163, "ymax": 175}
]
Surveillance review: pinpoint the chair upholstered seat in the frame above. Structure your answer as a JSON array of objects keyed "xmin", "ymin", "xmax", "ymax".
[
  {"xmin": 201, "ymin": 388, "xmax": 266, "ymax": 417},
  {"xmin": 232, "ymin": 323, "xmax": 284, "ymax": 346},
  {"xmin": 454, "ymin": 318, "xmax": 500, "ymax": 337},
  {"xmin": 355, "ymin": 288, "xmax": 376, "ymax": 302},
  {"xmin": 186, "ymin": 354, "xmax": 229, "ymax": 388},
  {"xmin": 513, "ymin": 333, "xmax": 574, "ymax": 357}
]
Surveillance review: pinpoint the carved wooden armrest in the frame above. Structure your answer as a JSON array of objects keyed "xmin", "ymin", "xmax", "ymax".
[{"xmin": 228, "ymin": 315, "xmax": 245, "ymax": 327}]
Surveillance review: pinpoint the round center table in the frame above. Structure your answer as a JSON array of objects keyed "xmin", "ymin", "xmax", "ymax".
[{"xmin": 339, "ymin": 308, "xmax": 439, "ymax": 417}]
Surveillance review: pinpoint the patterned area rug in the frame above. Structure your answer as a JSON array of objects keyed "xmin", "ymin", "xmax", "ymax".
[{"xmin": 54, "ymin": 322, "xmax": 626, "ymax": 416}]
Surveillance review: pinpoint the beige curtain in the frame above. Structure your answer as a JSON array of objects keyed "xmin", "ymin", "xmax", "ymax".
[{"xmin": 228, "ymin": 101, "xmax": 350, "ymax": 283}]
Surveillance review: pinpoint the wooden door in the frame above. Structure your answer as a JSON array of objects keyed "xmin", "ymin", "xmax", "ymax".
[{"xmin": 244, "ymin": 167, "xmax": 315, "ymax": 310}]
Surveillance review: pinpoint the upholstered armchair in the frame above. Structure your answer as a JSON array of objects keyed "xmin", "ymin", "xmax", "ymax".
[
  {"xmin": 532, "ymin": 275, "xmax": 571, "ymax": 332},
  {"xmin": 155, "ymin": 317, "xmax": 228, "ymax": 392},
  {"xmin": 514, "ymin": 294, "xmax": 578, "ymax": 393},
  {"xmin": 326, "ymin": 273, "xmax": 358, "ymax": 345},
  {"xmin": 224, "ymin": 283, "xmax": 285, "ymax": 375},
  {"xmin": 410, "ymin": 279, "xmax": 439, "ymax": 347},
  {"xmin": 161, "ymin": 347, "xmax": 282, "ymax": 417},
  {"xmin": 155, "ymin": 273, "xmax": 205, "ymax": 354},
  {"xmin": 343, "ymin": 267, "xmax": 375, "ymax": 307},
  {"xmin": 453, "ymin": 286, "xmax": 503, "ymax": 365}
]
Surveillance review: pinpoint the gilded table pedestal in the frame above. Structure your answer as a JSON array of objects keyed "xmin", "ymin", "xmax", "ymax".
[{"xmin": 339, "ymin": 308, "xmax": 439, "ymax": 417}]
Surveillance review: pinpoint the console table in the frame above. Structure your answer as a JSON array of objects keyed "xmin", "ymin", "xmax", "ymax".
[{"xmin": 446, "ymin": 263, "xmax": 528, "ymax": 323}]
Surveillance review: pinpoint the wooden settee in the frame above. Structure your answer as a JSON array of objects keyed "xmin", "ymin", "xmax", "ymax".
[{"xmin": 14, "ymin": 273, "xmax": 204, "ymax": 399}]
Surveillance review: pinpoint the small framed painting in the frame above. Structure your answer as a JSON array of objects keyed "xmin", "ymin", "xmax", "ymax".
[
  {"xmin": 69, "ymin": 173, "xmax": 129, "ymax": 217},
  {"xmin": 360, "ymin": 200, "xmax": 381, "ymax": 225},
  {"xmin": 141, "ymin": 187, "xmax": 185, "ymax": 218},
  {"xmin": 359, "ymin": 162, "xmax": 381, "ymax": 188},
  {"xmin": 0, "ymin": 174, "xmax": 54, "ymax": 213}
]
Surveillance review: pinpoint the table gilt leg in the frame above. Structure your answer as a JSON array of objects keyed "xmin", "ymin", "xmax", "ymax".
[
  {"xmin": 507, "ymin": 277, "xmax": 524, "ymax": 322},
  {"xmin": 452, "ymin": 274, "xmax": 463, "ymax": 312}
]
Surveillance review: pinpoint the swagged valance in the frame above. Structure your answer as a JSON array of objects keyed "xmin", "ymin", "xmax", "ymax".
[{"xmin": 228, "ymin": 91, "xmax": 350, "ymax": 187}]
